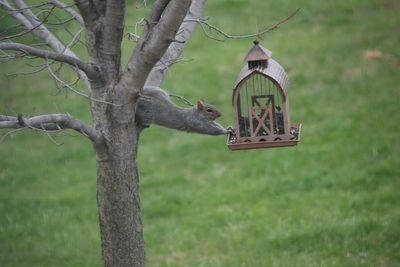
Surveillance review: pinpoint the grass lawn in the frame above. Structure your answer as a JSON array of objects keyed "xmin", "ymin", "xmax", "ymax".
[{"xmin": 1, "ymin": 0, "xmax": 399, "ymax": 266}]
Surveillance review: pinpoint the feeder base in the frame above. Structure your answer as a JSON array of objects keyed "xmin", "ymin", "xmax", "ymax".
[{"xmin": 227, "ymin": 123, "xmax": 301, "ymax": 150}]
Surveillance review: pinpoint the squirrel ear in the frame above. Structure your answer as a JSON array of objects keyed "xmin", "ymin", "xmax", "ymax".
[{"xmin": 197, "ymin": 100, "xmax": 204, "ymax": 110}]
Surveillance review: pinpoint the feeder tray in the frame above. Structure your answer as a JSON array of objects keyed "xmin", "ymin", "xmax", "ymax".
[{"xmin": 227, "ymin": 123, "xmax": 301, "ymax": 150}]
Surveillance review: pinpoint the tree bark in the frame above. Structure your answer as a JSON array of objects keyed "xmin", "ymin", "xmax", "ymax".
[
  {"xmin": 87, "ymin": 71, "xmax": 146, "ymax": 265},
  {"xmin": 92, "ymin": 88, "xmax": 145, "ymax": 266},
  {"xmin": 95, "ymin": 133, "xmax": 145, "ymax": 267}
]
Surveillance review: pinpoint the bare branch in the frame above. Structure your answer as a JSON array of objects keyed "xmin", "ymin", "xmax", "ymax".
[
  {"xmin": 0, "ymin": 113, "xmax": 103, "ymax": 143},
  {"xmin": 0, "ymin": 115, "xmax": 17, "ymax": 121},
  {"xmin": 6, "ymin": 0, "xmax": 66, "ymax": 51},
  {"xmin": 121, "ymin": 0, "xmax": 192, "ymax": 93},
  {"xmin": 0, "ymin": 0, "xmax": 54, "ymax": 42},
  {"xmin": 0, "ymin": 42, "xmax": 99, "ymax": 79},
  {"xmin": 74, "ymin": 0, "xmax": 125, "ymax": 82},
  {"xmin": 149, "ymin": 0, "xmax": 170, "ymax": 22},
  {"xmin": 45, "ymin": 60, "xmax": 120, "ymax": 106},
  {"xmin": 100, "ymin": 0, "xmax": 125, "ymax": 81},
  {"xmin": 0, "ymin": 0, "xmax": 91, "ymax": 88},
  {"xmin": 0, "ymin": 1, "xmax": 49, "ymax": 14},
  {"xmin": 13, "ymin": 0, "xmax": 49, "ymax": 25},
  {"xmin": 0, "ymin": 0, "xmax": 80, "ymax": 54},
  {"xmin": 145, "ymin": 0, "xmax": 206, "ymax": 87},
  {"xmin": 188, "ymin": 8, "xmax": 300, "ymax": 41},
  {"xmin": 50, "ymin": 0, "xmax": 84, "ymax": 27}
]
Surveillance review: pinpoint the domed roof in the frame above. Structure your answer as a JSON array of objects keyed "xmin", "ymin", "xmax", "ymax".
[
  {"xmin": 234, "ymin": 42, "xmax": 288, "ymax": 98},
  {"xmin": 234, "ymin": 58, "xmax": 289, "ymax": 99}
]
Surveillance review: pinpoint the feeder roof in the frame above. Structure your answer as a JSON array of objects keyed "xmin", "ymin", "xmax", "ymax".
[
  {"xmin": 234, "ymin": 58, "xmax": 289, "ymax": 99},
  {"xmin": 244, "ymin": 41, "xmax": 272, "ymax": 62}
]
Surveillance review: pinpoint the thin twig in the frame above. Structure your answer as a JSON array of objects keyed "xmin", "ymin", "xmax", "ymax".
[
  {"xmin": 169, "ymin": 94, "xmax": 193, "ymax": 106},
  {"xmin": 40, "ymin": 123, "xmax": 63, "ymax": 145},
  {"xmin": 185, "ymin": 8, "xmax": 300, "ymax": 41},
  {"xmin": 0, "ymin": 1, "xmax": 51, "ymax": 14},
  {"xmin": 0, "ymin": 42, "xmax": 97, "ymax": 78},
  {"xmin": 0, "ymin": 5, "xmax": 56, "ymax": 41},
  {"xmin": 0, "ymin": 127, "xmax": 26, "ymax": 143},
  {"xmin": 45, "ymin": 61, "xmax": 120, "ymax": 106},
  {"xmin": 49, "ymin": 0, "xmax": 84, "ymax": 26},
  {"xmin": 6, "ymin": 64, "xmax": 48, "ymax": 76},
  {"xmin": 65, "ymin": 28, "xmax": 83, "ymax": 50}
]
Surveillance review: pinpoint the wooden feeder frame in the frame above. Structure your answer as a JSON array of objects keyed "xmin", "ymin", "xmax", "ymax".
[{"xmin": 227, "ymin": 41, "xmax": 301, "ymax": 150}]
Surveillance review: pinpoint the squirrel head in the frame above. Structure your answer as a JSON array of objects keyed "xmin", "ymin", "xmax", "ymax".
[{"xmin": 196, "ymin": 100, "xmax": 221, "ymax": 120}]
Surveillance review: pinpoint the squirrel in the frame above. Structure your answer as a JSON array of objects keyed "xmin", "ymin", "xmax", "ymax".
[{"xmin": 135, "ymin": 86, "xmax": 228, "ymax": 135}]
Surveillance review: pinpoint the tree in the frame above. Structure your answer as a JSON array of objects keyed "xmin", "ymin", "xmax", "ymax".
[
  {"xmin": 0, "ymin": 0, "xmax": 205, "ymax": 266},
  {"xmin": 0, "ymin": 1, "xmax": 297, "ymax": 266}
]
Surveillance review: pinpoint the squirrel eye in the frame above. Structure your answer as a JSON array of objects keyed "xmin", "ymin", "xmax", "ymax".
[{"xmin": 206, "ymin": 109, "xmax": 213, "ymax": 113}]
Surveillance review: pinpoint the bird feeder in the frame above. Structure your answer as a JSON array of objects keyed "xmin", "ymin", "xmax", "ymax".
[{"xmin": 227, "ymin": 41, "xmax": 301, "ymax": 150}]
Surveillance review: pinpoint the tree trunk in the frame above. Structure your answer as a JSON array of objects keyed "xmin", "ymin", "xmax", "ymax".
[
  {"xmin": 95, "ymin": 125, "xmax": 144, "ymax": 267},
  {"xmin": 92, "ymin": 85, "xmax": 145, "ymax": 267}
]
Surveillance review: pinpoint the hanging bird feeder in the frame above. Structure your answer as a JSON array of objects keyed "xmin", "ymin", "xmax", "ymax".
[{"xmin": 227, "ymin": 41, "xmax": 301, "ymax": 150}]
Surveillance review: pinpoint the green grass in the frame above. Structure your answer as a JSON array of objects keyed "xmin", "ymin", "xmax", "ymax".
[{"xmin": 1, "ymin": 0, "xmax": 399, "ymax": 266}]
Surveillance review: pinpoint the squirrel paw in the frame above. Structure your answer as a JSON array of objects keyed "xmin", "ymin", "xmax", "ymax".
[{"xmin": 226, "ymin": 127, "xmax": 235, "ymax": 135}]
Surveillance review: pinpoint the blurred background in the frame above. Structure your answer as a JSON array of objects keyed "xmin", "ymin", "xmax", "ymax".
[{"xmin": 1, "ymin": 0, "xmax": 399, "ymax": 266}]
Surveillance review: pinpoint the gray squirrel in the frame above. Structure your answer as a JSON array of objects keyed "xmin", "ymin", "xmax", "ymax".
[{"xmin": 136, "ymin": 86, "xmax": 228, "ymax": 135}]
